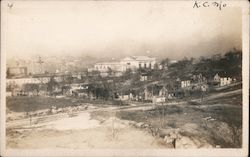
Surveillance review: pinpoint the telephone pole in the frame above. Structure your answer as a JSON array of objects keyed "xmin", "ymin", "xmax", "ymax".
[
  {"xmin": 37, "ymin": 56, "xmax": 44, "ymax": 84},
  {"xmin": 37, "ymin": 56, "xmax": 44, "ymax": 74}
]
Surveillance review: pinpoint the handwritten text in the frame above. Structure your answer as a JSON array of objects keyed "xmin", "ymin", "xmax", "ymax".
[{"xmin": 193, "ymin": 1, "xmax": 227, "ymax": 10}]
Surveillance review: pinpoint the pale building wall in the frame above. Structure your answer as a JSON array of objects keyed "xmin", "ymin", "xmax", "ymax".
[
  {"xmin": 220, "ymin": 77, "xmax": 232, "ymax": 86},
  {"xmin": 214, "ymin": 74, "xmax": 220, "ymax": 82},
  {"xmin": 6, "ymin": 77, "xmax": 50, "ymax": 87},
  {"xmin": 94, "ymin": 56, "xmax": 157, "ymax": 76},
  {"xmin": 181, "ymin": 80, "xmax": 191, "ymax": 88}
]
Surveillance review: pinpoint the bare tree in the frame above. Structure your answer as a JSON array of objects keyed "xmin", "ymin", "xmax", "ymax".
[
  {"xmin": 47, "ymin": 76, "xmax": 59, "ymax": 95},
  {"xmin": 161, "ymin": 58, "xmax": 170, "ymax": 69},
  {"xmin": 23, "ymin": 83, "xmax": 40, "ymax": 96}
]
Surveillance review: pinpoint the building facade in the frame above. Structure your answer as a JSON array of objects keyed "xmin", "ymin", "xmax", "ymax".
[
  {"xmin": 181, "ymin": 80, "xmax": 191, "ymax": 88},
  {"xmin": 120, "ymin": 56, "xmax": 156, "ymax": 70},
  {"xmin": 91, "ymin": 56, "xmax": 157, "ymax": 77},
  {"xmin": 94, "ymin": 62, "xmax": 127, "ymax": 77},
  {"xmin": 7, "ymin": 67, "xmax": 28, "ymax": 78},
  {"xmin": 220, "ymin": 77, "xmax": 232, "ymax": 86},
  {"xmin": 6, "ymin": 77, "xmax": 50, "ymax": 88}
]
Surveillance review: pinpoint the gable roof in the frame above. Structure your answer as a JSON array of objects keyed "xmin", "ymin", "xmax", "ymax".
[{"xmin": 215, "ymin": 72, "xmax": 232, "ymax": 78}]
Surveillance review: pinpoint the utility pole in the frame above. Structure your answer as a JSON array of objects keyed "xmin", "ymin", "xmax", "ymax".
[
  {"xmin": 37, "ymin": 56, "xmax": 44, "ymax": 74},
  {"xmin": 37, "ymin": 56, "xmax": 44, "ymax": 84}
]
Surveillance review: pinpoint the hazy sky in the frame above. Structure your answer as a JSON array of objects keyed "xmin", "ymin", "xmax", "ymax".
[{"xmin": 2, "ymin": 1, "xmax": 242, "ymax": 60}]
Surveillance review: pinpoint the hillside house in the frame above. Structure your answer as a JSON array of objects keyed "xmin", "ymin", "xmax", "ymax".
[
  {"xmin": 192, "ymin": 73, "xmax": 207, "ymax": 84},
  {"xmin": 159, "ymin": 86, "xmax": 168, "ymax": 96},
  {"xmin": 140, "ymin": 72, "xmax": 152, "ymax": 81},
  {"xmin": 213, "ymin": 73, "xmax": 235, "ymax": 87},
  {"xmin": 7, "ymin": 67, "xmax": 28, "ymax": 78},
  {"xmin": 181, "ymin": 80, "xmax": 191, "ymax": 88},
  {"xmin": 220, "ymin": 77, "xmax": 233, "ymax": 86},
  {"xmin": 214, "ymin": 73, "xmax": 220, "ymax": 82},
  {"xmin": 144, "ymin": 87, "xmax": 151, "ymax": 101},
  {"xmin": 140, "ymin": 74, "xmax": 148, "ymax": 81}
]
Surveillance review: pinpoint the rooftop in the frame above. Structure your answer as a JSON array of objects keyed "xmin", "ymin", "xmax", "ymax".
[
  {"xmin": 95, "ymin": 62, "xmax": 124, "ymax": 65},
  {"xmin": 122, "ymin": 56, "xmax": 156, "ymax": 61}
]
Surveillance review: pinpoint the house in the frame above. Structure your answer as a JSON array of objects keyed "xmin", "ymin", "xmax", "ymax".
[
  {"xmin": 140, "ymin": 74, "xmax": 148, "ymax": 81},
  {"xmin": 7, "ymin": 67, "xmax": 28, "ymax": 78},
  {"xmin": 181, "ymin": 80, "xmax": 191, "ymax": 88},
  {"xmin": 152, "ymin": 96, "xmax": 166, "ymax": 104},
  {"xmin": 220, "ymin": 77, "xmax": 233, "ymax": 86},
  {"xmin": 119, "ymin": 95, "xmax": 130, "ymax": 101},
  {"xmin": 142, "ymin": 84, "xmax": 167, "ymax": 101},
  {"xmin": 192, "ymin": 73, "xmax": 207, "ymax": 84},
  {"xmin": 67, "ymin": 83, "xmax": 91, "ymax": 97},
  {"xmin": 213, "ymin": 73, "xmax": 234, "ymax": 87},
  {"xmin": 94, "ymin": 62, "xmax": 127, "ymax": 77},
  {"xmin": 159, "ymin": 86, "xmax": 168, "ymax": 96},
  {"xmin": 140, "ymin": 72, "xmax": 152, "ymax": 81},
  {"xmin": 214, "ymin": 73, "xmax": 220, "ymax": 82},
  {"xmin": 144, "ymin": 87, "xmax": 152, "ymax": 101}
]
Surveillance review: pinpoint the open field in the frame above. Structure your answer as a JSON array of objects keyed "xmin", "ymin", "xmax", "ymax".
[
  {"xmin": 6, "ymin": 88, "xmax": 242, "ymax": 149},
  {"xmin": 6, "ymin": 96, "xmax": 74, "ymax": 112},
  {"xmin": 6, "ymin": 96, "xmax": 128, "ymax": 113},
  {"xmin": 116, "ymin": 101, "xmax": 242, "ymax": 148}
]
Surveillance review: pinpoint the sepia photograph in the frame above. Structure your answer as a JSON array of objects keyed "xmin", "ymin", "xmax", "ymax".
[{"xmin": 0, "ymin": 0, "xmax": 249, "ymax": 157}]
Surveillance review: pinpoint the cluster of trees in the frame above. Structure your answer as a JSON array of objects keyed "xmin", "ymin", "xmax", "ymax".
[
  {"xmin": 20, "ymin": 76, "xmax": 60, "ymax": 96},
  {"xmin": 159, "ymin": 49, "xmax": 242, "ymax": 81},
  {"xmin": 110, "ymin": 49, "xmax": 242, "ymax": 99},
  {"xmin": 85, "ymin": 84, "xmax": 113, "ymax": 100},
  {"xmin": 194, "ymin": 49, "xmax": 242, "ymax": 78},
  {"xmin": 22, "ymin": 84, "xmax": 40, "ymax": 96}
]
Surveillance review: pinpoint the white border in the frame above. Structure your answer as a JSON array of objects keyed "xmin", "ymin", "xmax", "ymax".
[{"xmin": 1, "ymin": 0, "xmax": 249, "ymax": 157}]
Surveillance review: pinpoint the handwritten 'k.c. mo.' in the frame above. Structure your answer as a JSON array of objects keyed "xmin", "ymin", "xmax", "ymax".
[{"xmin": 193, "ymin": 1, "xmax": 227, "ymax": 10}]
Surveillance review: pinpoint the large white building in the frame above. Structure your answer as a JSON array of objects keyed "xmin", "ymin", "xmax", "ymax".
[
  {"xmin": 94, "ymin": 62, "xmax": 127, "ymax": 77},
  {"xmin": 91, "ymin": 56, "xmax": 156, "ymax": 77},
  {"xmin": 6, "ymin": 76, "xmax": 64, "ymax": 88},
  {"xmin": 6, "ymin": 77, "xmax": 50, "ymax": 88},
  {"xmin": 120, "ymin": 56, "xmax": 156, "ymax": 70},
  {"xmin": 94, "ymin": 62, "xmax": 127, "ymax": 73}
]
